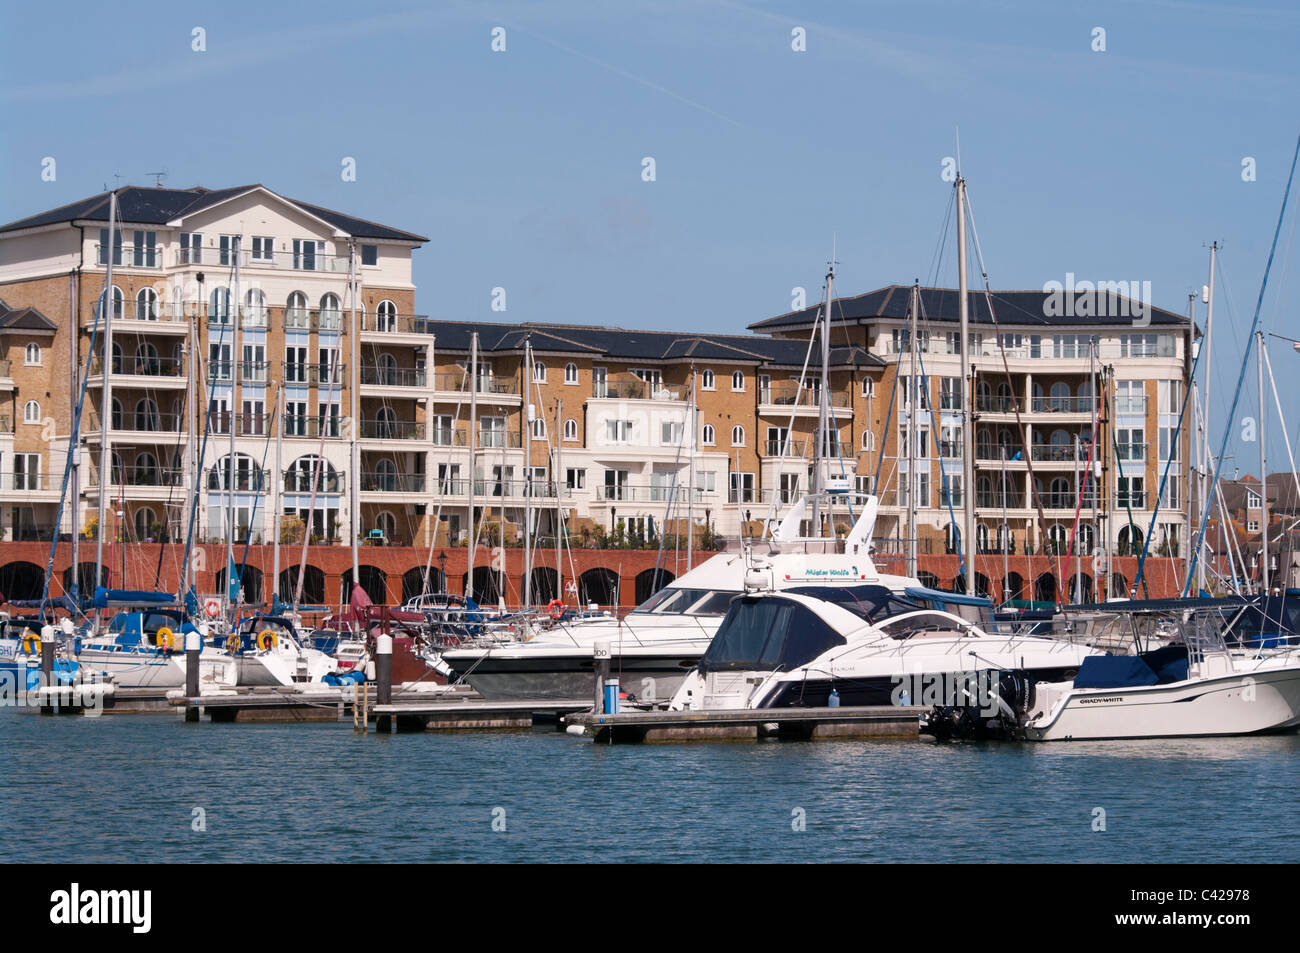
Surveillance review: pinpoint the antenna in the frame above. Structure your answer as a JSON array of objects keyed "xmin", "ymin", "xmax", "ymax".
[
  {"xmin": 954, "ymin": 126, "xmax": 962, "ymax": 174},
  {"xmin": 146, "ymin": 170, "xmax": 168, "ymax": 187}
]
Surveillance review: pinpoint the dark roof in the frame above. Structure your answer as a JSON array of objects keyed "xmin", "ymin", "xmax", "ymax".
[
  {"xmin": 0, "ymin": 185, "xmax": 428, "ymax": 243},
  {"xmin": 0, "ymin": 298, "xmax": 57, "ymax": 333},
  {"xmin": 750, "ymin": 284, "xmax": 1189, "ymax": 331},
  {"xmin": 418, "ymin": 319, "xmax": 886, "ymax": 368}
]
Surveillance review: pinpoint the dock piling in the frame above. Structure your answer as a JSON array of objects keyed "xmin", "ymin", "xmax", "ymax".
[
  {"xmin": 593, "ymin": 640, "xmax": 610, "ymax": 713},
  {"xmin": 375, "ymin": 633, "xmax": 393, "ymax": 732},
  {"xmin": 40, "ymin": 624, "xmax": 55, "ymax": 714},
  {"xmin": 184, "ymin": 627, "xmax": 202, "ymax": 722}
]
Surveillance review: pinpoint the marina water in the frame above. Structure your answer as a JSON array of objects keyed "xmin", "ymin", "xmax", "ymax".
[{"xmin": 3, "ymin": 708, "xmax": 1296, "ymax": 863}]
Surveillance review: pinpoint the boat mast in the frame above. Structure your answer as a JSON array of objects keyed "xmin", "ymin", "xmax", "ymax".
[
  {"xmin": 524, "ymin": 337, "xmax": 533, "ymax": 608},
  {"xmin": 96, "ymin": 190, "xmax": 117, "ymax": 606},
  {"xmin": 466, "ymin": 331, "xmax": 478, "ymax": 602},
  {"xmin": 348, "ymin": 240, "xmax": 360, "ymax": 590},
  {"xmin": 1186, "ymin": 292, "xmax": 1197, "ymax": 594},
  {"xmin": 812, "ymin": 265, "xmax": 833, "ymax": 538},
  {"xmin": 956, "ymin": 173, "xmax": 976, "ymax": 597},
  {"xmin": 687, "ymin": 364, "xmax": 696, "ymax": 570},
  {"xmin": 1257, "ymin": 330, "xmax": 1269, "ymax": 594},
  {"xmin": 906, "ymin": 281, "xmax": 918, "ymax": 578},
  {"xmin": 227, "ymin": 235, "xmax": 241, "ymax": 612},
  {"xmin": 1199, "ymin": 242, "xmax": 1217, "ymax": 595},
  {"xmin": 554, "ymin": 395, "xmax": 562, "ymax": 603},
  {"xmin": 69, "ymin": 271, "xmax": 80, "ymax": 604},
  {"xmin": 272, "ymin": 384, "xmax": 283, "ymax": 602}
]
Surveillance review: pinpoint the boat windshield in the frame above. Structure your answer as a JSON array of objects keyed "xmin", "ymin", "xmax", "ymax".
[
  {"xmin": 632, "ymin": 588, "xmax": 740, "ymax": 616},
  {"xmin": 699, "ymin": 596, "xmax": 845, "ymax": 673},
  {"xmin": 785, "ymin": 585, "xmax": 919, "ymax": 624}
]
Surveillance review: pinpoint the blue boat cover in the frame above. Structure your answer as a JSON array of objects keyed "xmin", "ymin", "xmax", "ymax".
[
  {"xmin": 94, "ymin": 587, "xmax": 177, "ymax": 608},
  {"xmin": 8, "ymin": 594, "xmax": 76, "ymax": 612},
  {"xmin": 1073, "ymin": 654, "xmax": 1159, "ymax": 689}
]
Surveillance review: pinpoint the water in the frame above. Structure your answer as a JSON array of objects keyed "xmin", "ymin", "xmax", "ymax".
[{"xmin": 3, "ymin": 708, "xmax": 1298, "ymax": 863}]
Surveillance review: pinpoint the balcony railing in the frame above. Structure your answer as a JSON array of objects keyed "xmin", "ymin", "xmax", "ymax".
[
  {"xmin": 1114, "ymin": 395, "xmax": 1148, "ymax": 414},
  {"xmin": 238, "ymin": 361, "xmax": 270, "ymax": 384},
  {"xmin": 359, "ymin": 313, "xmax": 431, "ymax": 335},
  {"xmin": 98, "ymin": 467, "xmax": 186, "ymax": 489},
  {"xmin": 1031, "ymin": 444, "xmax": 1089, "ymax": 463},
  {"xmin": 1030, "ymin": 396, "xmax": 1098, "ymax": 414},
  {"xmin": 974, "ymin": 395, "xmax": 1018, "ymax": 413},
  {"xmin": 361, "ymin": 365, "xmax": 426, "ymax": 387},
  {"xmin": 763, "ymin": 438, "xmax": 810, "ymax": 457},
  {"xmin": 472, "ymin": 480, "xmax": 562, "ymax": 498},
  {"xmin": 283, "ymin": 471, "xmax": 346, "ymax": 493},
  {"xmin": 282, "ymin": 415, "xmax": 345, "ymax": 439},
  {"xmin": 759, "ymin": 382, "xmax": 851, "ymax": 408},
  {"xmin": 361, "ymin": 472, "xmax": 426, "ymax": 493},
  {"xmin": 431, "ymin": 428, "xmax": 468, "ymax": 447},
  {"xmin": 90, "ymin": 356, "xmax": 185, "ymax": 378},
  {"xmin": 475, "ymin": 377, "xmax": 518, "ymax": 396},
  {"xmin": 1, "ymin": 472, "xmax": 54, "ymax": 491},
  {"xmin": 283, "ymin": 363, "xmax": 346, "ymax": 386},
  {"xmin": 594, "ymin": 379, "xmax": 683, "ymax": 401},
  {"xmin": 91, "ymin": 412, "xmax": 185, "ymax": 434},
  {"xmin": 176, "ymin": 246, "xmax": 352, "ymax": 273},
  {"xmin": 97, "ymin": 244, "xmax": 162, "ymax": 269},
  {"xmin": 477, "ymin": 429, "xmax": 521, "ymax": 449},
  {"xmin": 205, "ymin": 468, "xmax": 272, "ymax": 491},
  {"xmin": 283, "ymin": 309, "xmax": 345, "ymax": 332},
  {"xmin": 1115, "ymin": 443, "xmax": 1146, "ymax": 462},
  {"xmin": 360, "ymin": 418, "xmax": 425, "ymax": 440},
  {"xmin": 1116, "ymin": 492, "xmax": 1147, "ymax": 509}
]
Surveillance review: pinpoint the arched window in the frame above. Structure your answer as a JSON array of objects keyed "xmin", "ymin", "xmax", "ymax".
[
  {"xmin": 208, "ymin": 286, "xmax": 230, "ymax": 324},
  {"xmin": 134, "ymin": 452, "xmax": 159, "ymax": 486},
  {"xmin": 100, "ymin": 285, "xmax": 124, "ymax": 319},
  {"xmin": 134, "ymin": 506, "xmax": 158, "ymax": 541},
  {"xmin": 564, "ymin": 362, "xmax": 577, "ymax": 384},
  {"xmin": 1117, "ymin": 524, "xmax": 1143, "ymax": 557},
  {"xmin": 374, "ymin": 458, "xmax": 398, "ymax": 492},
  {"xmin": 702, "ymin": 369, "xmax": 716, "ymax": 390},
  {"xmin": 286, "ymin": 456, "xmax": 340, "ymax": 493},
  {"xmin": 376, "ymin": 299, "xmax": 398, "ymax": 332},
  {"xmin": 1048, "ymin": 477, "xmax": 1070, "ymax": 510},
  {"xmin": 377, "ymin": 352, "xmax": 398, "ymax": 385},
  {"xmin": 109, "ymin": 451, "xmax": 124, "ymax": 485},
  {"xmin": 135, "ymin": 287, "xmax": 159, "ymax": 320},
  {"xmin": 245, "ymin": 288, "xmax": 267, "ymax": 325},
  {"xmin": 375, "ymin": 406, "xmax": 397, "ymax": 439},
  {"xmin": 532, "ymin": 361, "xmax": 546, "ymax": 383},
  {"xmin": 976, "ymin": 523, "xmax": 990, "ymax": 554},
  {"xmin": 209, "ymin": 453, "xmax": 261, "ymax": 491},
  {"xmin": 134, "ymin": 342, "xmax": 159, "ymax": 376},
  {"xmin": 531, "ymin": 417, "xmax": 546, "ymax": 439},
  {"xmin": 997, "ymin": 522, "xmax": 1012, "ymax": 553},
  {"xmin": 1078, "ymin": 522, "xmax": 1097, "ymax": 555},
  {"xmin": 861, "ymin": 378, "xmax": 875, "ymax": 398},
  {"xmin": 861, "ymin": 430, "xmax": 875, "ymax": 451},
  {"xmin": 110, "ymin": 397, "xmax": 123, "ymax": 430},
  {"xmin": 730, "ymin": 370, "xmax": 744, "ymax": 391},
  {"xmin": 702, "ymin": 424, "xmax": 715, "ymax": 445},
  {"xmin": 731, "ymin": 425, "xmax": 745, "ymax": 446},
  {"xmin": 564, "ymin": 418, "xmax": 577, "ymax": 440},
  {"xmin": 1048, "ymin": 523, "xmax": 1069, "ymax": 554},
  {"xmin": 23, "ymin": 400, "xmax": 40, "ymax": 423},
  {"xmin": 24, "ymin": 342, "xmax": 40, "ymax": 365},
  {"xmin": 134, "ymin": 398, "xmax": 160, "ymax": 432},
  {"xmin": 376, "ymin": 511, "xmax": 397, "ymax": 542},
  {"xmin": 287, "ymin": 291, "xmax": 308, "ymax": 325},
  {"xmin": 320, "ymin": 292, "xmax": 340, "ymax": 317},
  {"xmin": 1049, "ymin": 381, "xmax": 1070, "ymax": 412}
]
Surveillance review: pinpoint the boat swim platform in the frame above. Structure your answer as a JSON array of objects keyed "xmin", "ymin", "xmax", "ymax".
[
  {"xmin": 373, "ymin": 698, "xmax": 595, "ymax": 732},
  {"xmin": 563, "ymin": 705, "xmax": 927, "ymax": 743}
]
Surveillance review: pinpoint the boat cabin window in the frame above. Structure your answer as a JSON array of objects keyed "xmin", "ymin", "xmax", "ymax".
[
  {"xmin": 700, "ymin": 597, "xmax": 845, "ymax": 672},
  {"xmin": 785, "ymin": 585, "xmax": 919, "ymax": 624},
  {"xmin": 633, "ymin": 588, "xmax": 740, "ymax": 616}
]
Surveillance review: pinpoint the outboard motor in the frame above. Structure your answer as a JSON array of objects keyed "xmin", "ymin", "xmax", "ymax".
[{"xmin": 919, "ymin": 670, "xmax": 1032, "ymax": 742}]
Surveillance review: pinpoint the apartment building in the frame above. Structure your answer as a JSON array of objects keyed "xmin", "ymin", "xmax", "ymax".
[{"xmin": 0, "ymin": 185, "xmax": 1194, "ymax": 604}]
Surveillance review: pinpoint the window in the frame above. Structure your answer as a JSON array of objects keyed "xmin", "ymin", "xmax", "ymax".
[
  {"xmin": 854, "ymin": 474, "xmax": 874, "ymax": 495},
  {"xmin": 731, "ymin": 370, "xmax": 744, "ymax": 391},
  {"xmin": 731, "ymin": 425, "xmax": 745, "ymax": 446},
  {"xmin": 241, "ymin": 399, "xmax": 265, "ymax": 436},
  {"xmin": 375, "ymin": 300, "xmax": 397, "ymax": 333},
  {"xmin": 1158, "ymin": 380, "xmax": 1181, "ymax": 415},
  {"xmin": 564, "ymin": 418, "xmax": 578, "ymax": 441},
  {"xmin": 286, "ymin": 292, "xmax": 308, "ymax": 326},
  {"xmin": 285, "ymin": 400, "xmax": 308, "ymax": 436},
  {"xmin": 1247, "ymin": 520, "xmax": 1260, "ymax": 532},
  {"xmin": 1116, "ymin": 428, "xmax": 1144, "ymax": 461},
  {"xmin": 23, "ymin": 400, "xmax": 40, "ymax": 423},
  {"xmin": 564, "ymin": 362, "xmax": 578, "ymax": 385},
  {"xmin": 208, "ymin": 286, "xmax": 231, "ymax": 325},
  {"xmin": 603, "ymin": 469, "xmax": 630, "ymax": 501},
  {"xmin": 566, "ymin": 468, "xmax": 586, "ymax": 490},
  {"xmin": 531, "ymin": 417, "xmax": 546, "ymax": 439},
  {"xmin": 361, "ymin": 244, "xmax": 378, "ymax": 266},
  {"xmin": 944, "ymin": 473, "xmax": 964, "ymax": 508},
  {"xmin": 179, "ymin": 232, "xmax": 202, "ymax": 265},
  {"xmin": 1159, "ymin": 425, "xmax": 1181, "ymax": 462},
  {"xmin": 861, "ymin": 430, "xmax": 875, "ymax": 452},
  {"xmin": 729, "ymin": 471, "xmax": 755, "ymax": 503},
  {"xmin": 132, "ymin": 230, "xmax": 157, "ymax": 267},
  {"xmin": 592, "ymin": 366, "xmax": 608, "ymax": 398},
  {"xmin": 938, "ymin": 376, "xmax": 961, "ymax": 411},
  {"xmin": 1117, "ymin": 476, "xmax": 1145, "ymax": 508},
  {"xmin": 24, "ymin": 343, "xmax": 40, "ymax": 366},
  {"xmin": 900, "ymin": 376, "xmax": 929, "ymax": 411},
  {"xmin": 701, "ymin": 424, "xmax": 716, "ymax": 445},
  {"xmin": 209, "ymin": 342, "xmax": 231, "ymax": 381},
  {"xmin": 251, "ymin": 236, "xmax": 274, "ymax": 262},
  {"xmin": 533, "ymin": 361, "xmax": 546, "ymax": 383},
  {"xmin": 1114, "ymin": 380, "xmax": 1144, "ymax": 414},
  {"xmin": 605, "ymin": 419, "xmax": 633, "ymax": 443},
  {"xmin": 701, "ymin": 369, "xmax": 716, "ymax": 390},
  {"xmin": 14, "ymin": 453, "xmax": 40, "ymax": 490},
  {"xmin": 861, "ymin": 378, "xmax": 874, "ymax": 398},
  {"xmin": 661, "ymin": 421, "xmax": 684, "ymax": 445},
  {"xmin": 135, "ymin": 288, "xmax": 159, "ymax": 320},
  {"xmin": 767, "ymin": 426, "xmax": 789, "ymax": 455},
  {"xmin": 98, "ymin": 228, "xmax": 122, "ymax": 266},
  {"xmin": 1246, "ymin": 490, "xmax": 1262, "ymax": 510},
  {"xmin": 293, "ymin": 239, "xmax": 325, "ymax": 270}
]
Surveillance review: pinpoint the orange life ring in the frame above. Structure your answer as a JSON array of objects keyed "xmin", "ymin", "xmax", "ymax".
[{"xmin": 547, "ymin": 599, "xmax": 565, "ymax": 620}]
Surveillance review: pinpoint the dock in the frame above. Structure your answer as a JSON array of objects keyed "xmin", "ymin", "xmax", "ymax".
[
  {"xmin": 374, "ymin": 698, "xmax": 593, "ymax": 732},
  {"xmin": 167, "ymin": 683, "xmax": 478, "ymax": 723},
  {"xmin": 564, "ymin": 705, "xmax": 926, "ymax": 742}
]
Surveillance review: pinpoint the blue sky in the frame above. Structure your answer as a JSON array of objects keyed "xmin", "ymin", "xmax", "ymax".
[{"xmin": 3, "ymin": 0, "xmax": 1299, "ymax": 475}]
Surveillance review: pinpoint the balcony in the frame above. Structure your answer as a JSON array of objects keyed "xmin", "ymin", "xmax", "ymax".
[
  {"xmin": 283, "ymin": 471, "xmax": 345, "ymax": 494},
  {"xmin": 471, "ymin": 479, "xmax": 562, "ymax": 499},
  {"xmin": 88, "ymin": 355, "xmax": 186, "ymax": 383},
  {"xmin": 359, "ymin": 313, "xmax": 432, "ymax": 336},
  {"xmin": 205, "ymin": 467, "xmax": 272, "ymax": 492},
  {"xmin": 96, "ymin": 243, "xmax": 163, "ymax": 269},
  {"xmin": 360, "ymin": 418, "xmax": 425, "ymax": 441},
  {"xmin": 88, "ymin": 412, "xmax": 185, "ymax": 436},
  {"xmin": 360, "ymin": 365, "xmax": 426, "ymax": 388},
  {"xmin": 282, "ymin": 415, "xmax": 345, "ymax": 439},
  {"xmin": 594, "ymin": 379, "xmax": 682, "ymax": 401},
  {"xmin": 758, "ymin": 382, "xmax": 851, "ymax": 410},
  {"xmin": 92, "ymin": 468, "xmax": 186, "ymax": 490},
  {"xmin": 238, "ymin": 361, "xmax": 270, "ymax": 384},
  {"xmin": 477, "ymin": 429, "xmax": 521, "ymax": 449},
  {"xmin": 175, "ymin": 246, "xmax": 352, "ymax": 273},
  {"xmin": 764, "ymin": 438, "xmax": 810, "ymax": 457},
  {"xmin": 361, "ymin": 472, "xmax": 426, "ymax": 493},
  {"xmin": 1029, "ymin": 396, "xmax": 1098, "ymax": 415},
  {"xmin": 431, "ymin": 427, "xmax": 468, "ymax": 447},
  {"xmin": 283, "ymin": 309, "xmax": 346, "ymax": 333},
  {"xmin": 1115, "ymin": 443, "xmax": 1146, "ymax": 463},
  {"xmin": 1114, "ymin": 395, "xmax": 1148, "ymax": 415},
  {"xmin": 283, "ymin": 363, "xmax": 346, "ymax": 387}
]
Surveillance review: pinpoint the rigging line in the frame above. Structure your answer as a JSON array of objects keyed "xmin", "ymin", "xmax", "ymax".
[
  {"xmin": 422, "ymin": 363, "xmax": 470, "ymax": 595},
  {"xmin": 1187, "ymin": 128, "xmax": 1300, "ymax": 595},
  {"xmin": 293, "ymin": 323, "xmax": 343, "ymax": 610},
  {"xmin": 1132, "ymin": 343, "xmax": 1201, "ymax": 595},
  {"xmin": 153, "ymin": 358, "xmax": 192, "ymax": 590},
  {"xmin": 236, "ymin": 396, "xmax": 278, "ymax": 603},
  {"xmin": 927, "ymin": 188, "xmax": 956, "ymax": 289},
  {"xmin": 764, "ymin": 295, "xmax": 821, "ymax": 528},
  {"xmin": 913, "ymin": 303, "xmax": 966, "ymax": 580},
  {"xmin": 961, "ymin": 188, "xmax": 1066, "ymax": 610},
  {"xmin": 1110, "ymin": 407, "xmax": 1150, "ymax": 600},
  {"xmin": 1062, "ymin": 383, "xmax": 1100, "ymax": 593}
]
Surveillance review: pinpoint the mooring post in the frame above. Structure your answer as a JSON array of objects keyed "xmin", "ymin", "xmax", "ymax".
[
  {"xmin": 375, "ymin": 632, "xmax": 392, "ymax": 733},
  {"xmin": 593, "ymin": 640, "xmax": 610, "ymax": 713},
  {"xmin": 185, "ymin": 626, "xmax": 202, "ymax": 722},
  {"xmin": 40, "ymin": 624, "xmax": 55, "ymax": 714}
]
